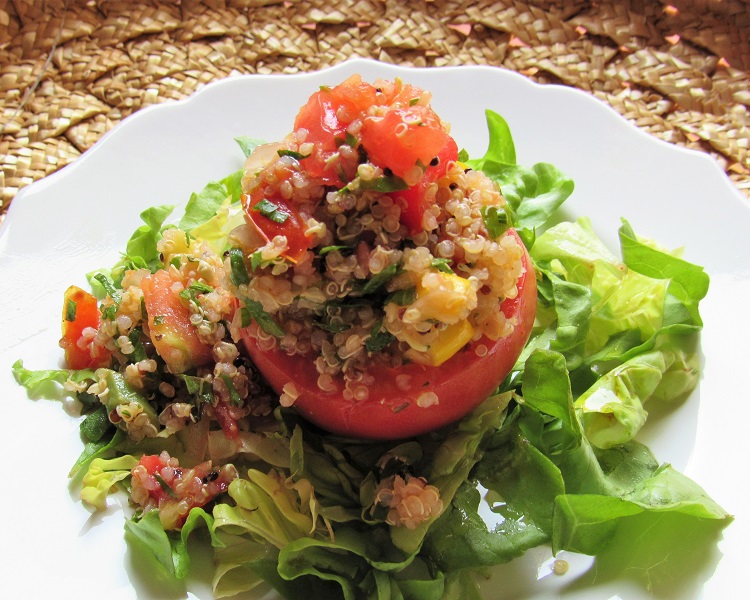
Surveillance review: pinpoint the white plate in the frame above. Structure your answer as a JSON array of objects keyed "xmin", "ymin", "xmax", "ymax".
[{"xmin": 1, "ymin": 58, "xmax": 747, "ymax": 600}]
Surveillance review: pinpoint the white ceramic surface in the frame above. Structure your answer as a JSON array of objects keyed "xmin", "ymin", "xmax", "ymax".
[{"xmin": 1, "ymin": 58, "xmax": 747, "ymax": 600}]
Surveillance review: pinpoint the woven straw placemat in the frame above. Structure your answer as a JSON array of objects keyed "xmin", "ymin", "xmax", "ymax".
[{"xmin": 1, "ymin": 0, "xmax": 749, "ymax": 223}]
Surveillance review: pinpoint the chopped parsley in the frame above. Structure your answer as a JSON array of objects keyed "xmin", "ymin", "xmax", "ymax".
[
  {"xmin": 252, "ymin": 199, "xmax": 289, "ymax": 224},
  {"xmin": 277, "ymin": 149, "xmax": 311, "ymax": 160},
  {"xmin": 94, "ymin": 273, "xmax": 121, "ymax": 321},
  {"xmin": 365, "ymin": 319, "xmax": 395, "ymax": 353},
  {"xmin": 357, "ymin": 263, "xmax": 401, "ymax": 296},
  {"xmin": 65, "ymin": 299, "xmax": 77, "ymax": 322},
  {"xmin": 221, "ymin": 374, "xmax": 243, "ymax": 406},
  {"xmin": 241, "ymin": 298, "xmax": 284, "ymax": 338},
  {"xmin": 431, "ymin": 258, "xmax": 454, "ymax": 274},
  {"xmin": 359, "ymin": 175, "xmax": 409, "ymax": 193},
  {"xmin": 480, "ymin": 205, "xmax": 510, "ymax": 239},
  {"xmin": 386, "ymin": 287, "xmax": 417, "ymax": 306},
  {"xmin": 228, "ymin": 247, "xmax": 251, "ymax": 286}
]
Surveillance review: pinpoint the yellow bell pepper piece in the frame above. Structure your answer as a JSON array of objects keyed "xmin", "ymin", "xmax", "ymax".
[{"xmin": 409, "ymin": 319, "xmax": 476, "ymax": 366}]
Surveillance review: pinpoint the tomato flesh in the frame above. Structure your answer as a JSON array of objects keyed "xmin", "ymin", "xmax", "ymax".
[
  {"xmin": 60, "ymin": 285, "xmax": 110, "ymax": 370},
  {"xmin": 392, "ymin": 137, "xmax": 459, "ymax": 233},
  {"xmin": 293, "ymin": 74, "xmax": 377, "ymax": 186},
  {"xmin": 241, "ymin": 229, "xmax": 536, "ymax": 440},
  {"xmin": 140, "ymin": 269, "xmax": 213, "ymax": 374},
  {"xmin": 360, "ymin": 105, "xmax": 451, "ymax": 181},
  {"xmin": 241, "ymin": 189, "xmax": 312, "ymax": 263}
]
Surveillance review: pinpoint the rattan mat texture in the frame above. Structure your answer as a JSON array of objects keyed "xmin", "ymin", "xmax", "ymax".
[{"xmin": 1, "ymin": 0, "xmax": 749, "ymax": 223}]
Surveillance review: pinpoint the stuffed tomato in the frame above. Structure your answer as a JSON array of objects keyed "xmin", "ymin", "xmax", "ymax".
[{"xmin": 237, "ymin": 75, "xmax": 536, "ymax": 439}]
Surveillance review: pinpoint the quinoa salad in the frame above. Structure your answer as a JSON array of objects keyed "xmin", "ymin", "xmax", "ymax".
[{"xmin": 13, "ymin": 75, "xmax": 731, "ymax": 599}]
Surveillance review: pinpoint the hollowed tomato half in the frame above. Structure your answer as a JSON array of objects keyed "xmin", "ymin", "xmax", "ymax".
[{"xmin": 240, "ymin": 229, "xmax": 536, "ymax": 440}]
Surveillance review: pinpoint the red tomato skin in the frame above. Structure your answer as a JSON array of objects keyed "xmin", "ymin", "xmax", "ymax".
[
  {"xmin": 241, "ymin": 229, "xmax": 536, "ymax": 440},
  {"xmin": 393, "ymin": 137, "xmax": 459, "ymax": 234},
  {"xmin": 60, "ymin": 285, "xmax": 110, "ymax": 370}
]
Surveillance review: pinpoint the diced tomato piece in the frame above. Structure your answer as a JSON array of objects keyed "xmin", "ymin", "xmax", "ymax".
[
  {"xmin": 140, "ymin": 269, "xmax": 213, "ymax": 374},
  {"xmin": 213, "ymin": 400, "xmax": 240, "ymax": 439},
  {"xmin": 392, "ymin": 137, "xmax": 459, "ymax": 233},
  {"xmin": 132, "ymin": 453, "xmax": 237, "ymax": 529},
  {"xmin": 293, "ymin": 74, "xmax": 377, "ymax": 186},
  {"xmin": 241, "ymin": 189, "xmax": 312, "ymax": 263},
  {"xmin": 59, "ymin": 285, "xmax": 110, "ymax": 370},
  {"xmin": 359, "ymin": 104, "xmax": 451, "ymax": 180}
]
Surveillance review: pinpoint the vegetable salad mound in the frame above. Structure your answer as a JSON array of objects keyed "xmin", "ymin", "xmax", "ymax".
[
  {"xmin": 13, "ymin": 74, "xmax": 731, "ymax": 600},
  {"xmin": 236, "ymin": 75, "xmax": 535, "ymax": 437}
]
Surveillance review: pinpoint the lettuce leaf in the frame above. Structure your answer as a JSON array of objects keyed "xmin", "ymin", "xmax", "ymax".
[
  {"xmin": 80, "ymin": 454, "xmax": 138, "ymax": 510},
  {"xmin": 11, "ymin": 359, "xmax": 95, "ymax": 399},
  {"xmin": 466, "ymin": 109, "xmax": 574, "ymax": 240},
  {"xmin": 124, "ymin": 507, "xmax": 219, "ymax": 582}
]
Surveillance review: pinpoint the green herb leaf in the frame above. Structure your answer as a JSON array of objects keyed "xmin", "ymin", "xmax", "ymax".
[
  {"xmin": 250, "ymin": 250, "xmax": 266, "ymax": 272},
  {"xmin": 253, "ymin": 199, "xmax": 289, "ymax": 224},
  {"xmin": 65, "ymin": 299, "xmax": 77, "ymax": 322},
  {"xmin": 221, "ymin": 374, "xmax": 243, "ymax": 406},
  {"xmin": 480, "ymin": 205, "xmax": 510, "ymax": 239},
  {"xmin": 366, "ymin": 319, "xmax": 395, "ymax": 353},
  {"xmin": 359, "ymin": 176, "xmax": 409, "ymax": 193},
  {"xmin": 386, "ymin": 287, "xmax": 417, "ymax": 306},
  {"xmin": 431, "ymin": 258, "xmax": 454, "ymax": 274},
  {"xmin": 154, "ymin": 473, "xmax": 178, "ymax": 499},
  {"xmin": 277, "ymin": 149, "xmax": 310, "ymax": 160},
  {"xmin": 242, "ymin": 298, "xmax": 285, "ymax": 338},
  {"xmin": 357, "ymin": 264, "xmax": 401, "ymax": 296},
  {"xmin": 318, "ymin": 245, "xmax": 352, "ymax": 256},
  {"xmin": 127, "ymin": 328, "xmax": 147, "ymax": 362},
  {"xmin": 228, "ymin": 247, "xmax": 251, "ymax": 286}
]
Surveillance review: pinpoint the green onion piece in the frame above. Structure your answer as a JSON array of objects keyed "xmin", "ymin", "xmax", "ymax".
[
  {"xmin": 228, "ymin": 247, "xmax": 251, "ymax": 286},
  {"xmin": 242, "ymin": 298, "xmax": 284, "ymax": 338},
  {"xmin": 409, "ymin": 97, "xmax": 420, "ymax": 106},
  {"xmin": 457, "ymin": 148, "xmax": 470, "ymax": 162},
  {"xmin": 153, "ymin": 315, "xmax": 165, "ymax": 326},
  {"xmin": 253, "ymin": 199, "xmax": 289, "ymax": 224},
  {"xmin": 170, "ymin": 256, "xmax": 182, "ymax": 269},
  {"xmin": 65, "ymin": 299, "xmax": 77, "ymax": 322}
]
